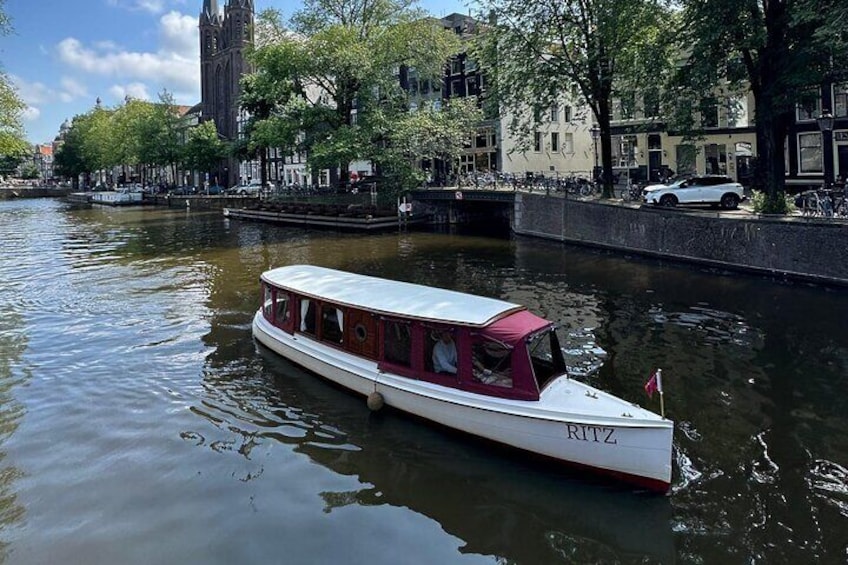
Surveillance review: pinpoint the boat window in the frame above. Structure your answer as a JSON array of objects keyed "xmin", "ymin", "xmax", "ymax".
[
  {"xmin": 274, "ymin": 291, "xmax": 290, "ymax": 327},
  {"xmin": 426, "ymin": 327, "xmax": 458, "ymax": 376},
  {"xmin": 300, "ymin": 299, "xmax": 316, "ymax": 335},
  {"xmin": 528, "ymin": 327, "xmax": 567, "ymax": 390},
  {"xmin": 262, "ymin": 285, "xmax": 274, "ymax": 320},
  {"xmin": 472, "ymin": 337, "xmax": 513, "ymax": 388},
  {"xmin": 383, "ymin": 320, "xmax": 412, "ymax": 367},
  {"xmin": 321, "ymin": 305, "xmax": 344, "ymax": 345}
]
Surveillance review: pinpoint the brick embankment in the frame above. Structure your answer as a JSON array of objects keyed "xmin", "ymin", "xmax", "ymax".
[{"xmin": 513, "ymin": 193, "xmax": 848, "ymax": 286}]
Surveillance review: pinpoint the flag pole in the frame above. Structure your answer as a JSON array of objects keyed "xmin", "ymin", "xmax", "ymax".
[{"xmin": 657, "ymin": 368, "xmax": 665, "ymax": 419}]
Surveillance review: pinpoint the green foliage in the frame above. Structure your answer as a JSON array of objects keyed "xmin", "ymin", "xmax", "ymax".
[
  {"xmin": 19, "ymin": 162, "xmax": 39, "ymax": 179},
  {"xmin": 53, "ymin": 92, "xmax": 199, "ymax": 184},
  {"xmin": 245, "ymin": 1, "xmax": 463, "ymax": 182},
  {"xmin": 183, "ymin": 121, "xmax": 226, "ymax": 175},
  {"xmin": 749, "ymin": 190, "xmax": 795, "ymax": 215}
]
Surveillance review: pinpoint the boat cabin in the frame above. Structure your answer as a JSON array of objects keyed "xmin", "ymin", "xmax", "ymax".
[{"xmin": 259, "ymin": 266, "xmax": 568, "ymax": 401}]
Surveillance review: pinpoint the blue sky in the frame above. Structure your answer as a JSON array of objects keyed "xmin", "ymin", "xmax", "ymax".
[{"xmin": 1, "ymin": 0, "xmax": 469, "ymax": 144}]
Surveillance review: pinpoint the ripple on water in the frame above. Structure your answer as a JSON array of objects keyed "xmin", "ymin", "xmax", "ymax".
[{"xmin": 809, "ymin": 459, "xmax": 848, "ymax": 517}]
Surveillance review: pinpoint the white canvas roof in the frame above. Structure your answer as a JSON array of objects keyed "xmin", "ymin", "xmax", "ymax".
[{"xmin": 261, "ymin": 265, "xmax": 524, "ymax": 327}]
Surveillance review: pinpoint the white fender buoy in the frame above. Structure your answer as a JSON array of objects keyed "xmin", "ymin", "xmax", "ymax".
[{"xmin": 367, "ymin": 391, "xmax": 384, "ymax": 411}]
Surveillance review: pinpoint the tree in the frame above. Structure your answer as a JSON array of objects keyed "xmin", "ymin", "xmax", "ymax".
[
  {"xmin": 0, "ymin": 1, "xmax": 30, "ymax": 157},
  {"xmin": 475, "ymin": 0, "xmax": 675, "ymax": 197},
  {"xmin": 374, "ymin": 97, "xmax": 483, "ymax": 191},
  {"xmin": 245, "ymin": 1, "xmax": 462, "ymax": 189},
  {"xmin": 182, "ymin": 121, "xmax": 226, "ymax": 178},
  {"xmin": 677, "ymin": 0, "xmax": 848, "ymax": 212}
]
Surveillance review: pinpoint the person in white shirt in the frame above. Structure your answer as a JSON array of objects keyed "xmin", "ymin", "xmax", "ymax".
[{"xmin": 432, "ymin": 331, "xmax": 458, "ymax": 374}]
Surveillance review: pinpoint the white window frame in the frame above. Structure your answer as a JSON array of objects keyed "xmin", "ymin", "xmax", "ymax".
[
  {"xmin": 797, "ymin": 132, "xmax": 823, "ymax": 174},
  {"xmin": 834, "ymin": 82, "xmax": 848, "ymax": 118},
  {"xmin": 551, "ymin": 131, "xmax": 559, "ymax": 152}
]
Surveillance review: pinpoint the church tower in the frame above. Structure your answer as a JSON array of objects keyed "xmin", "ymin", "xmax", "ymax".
[{"xmin": 198, "ymin": 0, "xmax": 254, "ymax": 186}]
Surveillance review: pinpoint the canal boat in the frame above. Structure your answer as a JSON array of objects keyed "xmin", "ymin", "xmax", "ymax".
[{"xmin": 252, "ymin": 265, "xmax": 674, "ymax": 491}]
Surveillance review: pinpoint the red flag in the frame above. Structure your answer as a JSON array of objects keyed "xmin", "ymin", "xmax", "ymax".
[{"xmin": 644, "ymin": 370, "xmax": 662, "ymax": 398}]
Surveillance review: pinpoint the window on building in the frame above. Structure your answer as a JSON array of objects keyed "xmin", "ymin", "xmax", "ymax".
[
  {"xmin": 563, "ymin": 132, "xmax": 573, "ymax": 153},
  {"xmin": 451, "ymin": 59, "xmax": 462, "ymax": 75},
  {"xmin": 700, "ymin": 99, "xmax": 719, "ymax": 128},
  {"xmin": 704, "ymin": 144, "xmax": 727, "ymax": 175},
  {"xmin": 563, "ymin": 105, "xmax": 572, "ymax": 122},
  {"xmin": 451, "ymin": 80, "xmax": 462, "ymax": 97},
  {"xmin": 550, "ymin": 104, "xmax": 559, "ymax": 122},
  {"xmin": 798, "ymin": 133, "xmax": 823, "ymax": 173},
  {"xmin": 466, "ymin": 76, "xmax": 477, "ymax": 95},
  {"xmin": 676, "ymin": 144, "xmax": 697, "ymax": 174},
  {"xmin": 551, "ymin": 132, "xmax": 559, "ymax": 152},
  {"xmin": 726, "ymin": 96, "xmax": 749, "ymax": 127},
  {"xmin": 476, "ymin": 133, "xmax": 487, "ymax": 148},
  {"xmin": 534, "ymin": 132, "xmax": 542, "ymax": 152},
  {"xmin": 835, "ymin": 82, "xmax": 848, "ymax": 118},
  {"xmin": 797, "ymin": 90, "xmax": 822, "ymax": 121}
]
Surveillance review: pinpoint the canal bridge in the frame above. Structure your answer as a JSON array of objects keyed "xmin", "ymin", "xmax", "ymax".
[{"xmin": 410, "ymin": 187, "xmax": 517, "ymax": 225}]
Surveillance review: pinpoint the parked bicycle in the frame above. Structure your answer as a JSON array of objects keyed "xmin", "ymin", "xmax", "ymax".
[{"xmin": 620, "ymin": 180, "xmax": 642, "ymax": 202}]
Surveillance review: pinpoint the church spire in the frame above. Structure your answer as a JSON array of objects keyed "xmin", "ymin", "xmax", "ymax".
[{"xmin": 200, "ymin": 0, "xmax": 220, "ymax": 24}]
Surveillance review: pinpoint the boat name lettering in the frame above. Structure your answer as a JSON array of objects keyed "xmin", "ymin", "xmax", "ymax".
[{"xmin": 565, "ymin": 423, "xmax": 617, "ymax": 445}]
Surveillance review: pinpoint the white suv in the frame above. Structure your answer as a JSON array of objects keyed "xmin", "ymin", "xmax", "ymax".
[{"xmin": 642, "ymin": 175, "xmax": 745, "ymax": 209}]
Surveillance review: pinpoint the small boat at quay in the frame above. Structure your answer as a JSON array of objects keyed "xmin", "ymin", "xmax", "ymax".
[{"xmin": 252, "ymin": 265, "xmax": 674, "ymax": 491}]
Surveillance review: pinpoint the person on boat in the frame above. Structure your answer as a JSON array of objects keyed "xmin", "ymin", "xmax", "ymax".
[{"xmin": 432, "ymin": 331, "xmax": 458, "ymax": 374}]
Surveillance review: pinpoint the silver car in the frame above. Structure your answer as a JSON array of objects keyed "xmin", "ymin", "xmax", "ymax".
[{"xmin": 642, "ymin": 175, "xmax": 745, "ymax": 209}]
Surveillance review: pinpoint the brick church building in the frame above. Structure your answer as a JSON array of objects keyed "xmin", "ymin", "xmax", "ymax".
[{"xmin": 199, "ymin": 0, "xmax": 253, "ymax": 188}]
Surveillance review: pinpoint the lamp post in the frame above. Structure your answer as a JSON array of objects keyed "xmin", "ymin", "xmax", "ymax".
[
  {"xmin": 590, "ymin": 124, "xmax": 600, "ymax": 181},
  {"xmin": 817, "ymin": 109, "xmax": 834, "ymax": 189}
]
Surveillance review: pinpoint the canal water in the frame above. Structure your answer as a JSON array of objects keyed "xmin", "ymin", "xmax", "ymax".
[{"xmin": 0, "ymin": 199, "xmax": 846, "ymax": 564}]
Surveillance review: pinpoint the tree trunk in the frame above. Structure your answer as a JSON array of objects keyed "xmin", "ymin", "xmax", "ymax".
[{"xmin": 753, "ymin": 89, "xmax": 790, "ymax": 212}]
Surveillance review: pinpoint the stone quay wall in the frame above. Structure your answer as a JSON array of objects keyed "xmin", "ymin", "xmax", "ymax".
[{"xmin": 513, "ymin": 193, "xmax": 848, "ymax": 286}]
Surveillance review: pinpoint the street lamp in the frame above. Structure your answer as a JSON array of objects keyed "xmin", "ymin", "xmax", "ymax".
[
  {"xmin": 817, "ymin": 109, "xmax": 834, "ymax": 189},
  {"xmin": 590, "ymin": 124, "xmax": 600, "ymax": 181}
]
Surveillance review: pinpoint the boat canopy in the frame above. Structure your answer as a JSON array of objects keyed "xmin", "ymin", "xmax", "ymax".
[
  {"xmin": 479, "ymin": 310, "xmax": 552, "ymax": 346},
  {"xmin": 262, "ymin": 265, "xmax": 524, "ymax": 327}
]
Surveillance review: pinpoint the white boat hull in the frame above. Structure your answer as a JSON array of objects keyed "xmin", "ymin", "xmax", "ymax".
[{"xmin": 253, "ymin": 312, "xmax": 673, "ymax": 490}]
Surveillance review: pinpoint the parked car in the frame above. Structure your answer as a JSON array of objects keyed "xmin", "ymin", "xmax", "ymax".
[
  {"xmin": 642, "ymin": 175, "xmax": 745, "ymax": 209},
  {"xmin": 228, "ymin": 180, "xmax": 264, "ymax": 195}
]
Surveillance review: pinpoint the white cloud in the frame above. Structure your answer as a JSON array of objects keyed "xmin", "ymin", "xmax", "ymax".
[
  {"xmin": 109, "ymin": 82, "xmax": 152, "ymax": 101},
  {"xmin": 10, "ymin": 73, "xmax": 94, "ymax": 117},
  {"xmin": 55, "ymin": 11, "xmax": 200, "ymax": 96},
  {"xmin": 22, "ymin": 106, "xmax": 41, "ymax": 121},
  {"xmin": 10, "ymin": 75, "xmax": 53, "ymax": 105}
]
